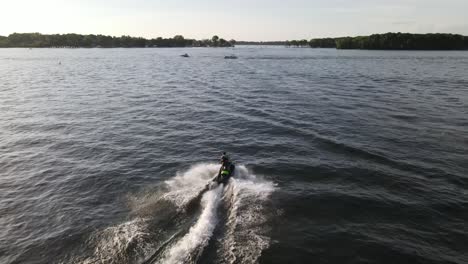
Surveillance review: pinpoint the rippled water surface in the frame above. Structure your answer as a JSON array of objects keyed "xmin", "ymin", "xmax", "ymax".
[{"xmin": 1, "ymin": 47, "xmax": 467, "ymax": 264}]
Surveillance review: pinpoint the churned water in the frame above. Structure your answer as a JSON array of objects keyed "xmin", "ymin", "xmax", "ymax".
[{"xmin": 0, "ymin": 47, "xmax": 467, "ymax": 264}]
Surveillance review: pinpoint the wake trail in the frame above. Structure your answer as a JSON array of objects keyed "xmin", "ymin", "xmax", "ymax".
[
  {"xmin": 218, "ymin": 166, "xmax": 276, "ymax": 264},
  {"xmin": 162, "ymin": 163, "xmax": 220, "ymax": 210},
  {"xmin": 73, "ymin": 164, "xmax": 220, "ymax": 264},
  {"xmin": 151, "ymin": 163, "xmax": 277, "ymax": 264},
  {"xmin": 158, "ymin": 185, "xmax": 223, "ymax": 264},
  {"xmin": 70, "ymin": 163, "xmax": 276, "ymax": 264}
]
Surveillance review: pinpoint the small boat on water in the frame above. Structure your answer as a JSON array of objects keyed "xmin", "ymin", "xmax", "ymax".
[
  {"xmin": 224, "ymin": 55, "xmax": 238, "ymax": 59},
  {"xmin": 181, "ymin": 53, "xmax": 190, "ymax": 57}
]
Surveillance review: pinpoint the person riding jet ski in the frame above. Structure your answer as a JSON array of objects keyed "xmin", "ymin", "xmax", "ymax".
[{"xmin": 216, "ymin": 152, "xmax": 235, "ymax": 184}]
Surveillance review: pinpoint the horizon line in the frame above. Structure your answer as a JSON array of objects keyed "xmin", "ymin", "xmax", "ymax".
[{"xmin": 2, "ymin": 31, "xmax": 468, "ymax": 42}]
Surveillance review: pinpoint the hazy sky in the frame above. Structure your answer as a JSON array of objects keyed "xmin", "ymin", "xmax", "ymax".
[{"xmin": 1, "ymin": 0, "xmax": 467, "ymax": 40}]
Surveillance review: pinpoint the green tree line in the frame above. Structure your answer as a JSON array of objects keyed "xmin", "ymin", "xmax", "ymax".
[
  {"xmin": 236, "ymin": 41, "xmax": 286, "ymax": 45},
  {"xmin": 303, "ymin": 33, "xmax": 468, "ymax": 50},
  {"xmin": 0, "ymin": 33, "xmax": 235, "ymax": 48},
  {"xmin": 286, "ymin": 39, "xmax": 309, "ymax": 47},
  {"xmin": 3, "ymin": 32, "xmax": 467, "ymax": 50}
]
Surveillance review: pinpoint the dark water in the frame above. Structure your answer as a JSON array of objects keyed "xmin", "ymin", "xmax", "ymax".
[{"xmin": 1, "ymin": 47, "xmax": 467, "ymax": 264}]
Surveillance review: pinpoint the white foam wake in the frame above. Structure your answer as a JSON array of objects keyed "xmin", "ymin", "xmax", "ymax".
[
  {"xmin": 162, "ymin": 163, "xmax": 219, "ymax": 209},
  {"xmin": 221, "ymin": 167, "xmax": 276, "ymax": 264},
  {"xmin": 78, "ymin": 218, "xmax": 150, "ymax": 264},
  {"xmin": 159, "ymin": 185, "xmax": 223, "ymax": 264},
  {"xmin": 73, "ymin": 163, "xmax": 276, "ymax": 264}
]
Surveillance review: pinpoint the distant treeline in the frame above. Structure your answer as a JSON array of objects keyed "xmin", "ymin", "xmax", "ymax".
[
  {"xmin": 236, "ymin": 41, "xmax": 287, "ymax": 46},
  {"xmin": 0, "ymin": 33, "xmax": 235, "ymax": 48},
  {"xmin": 288, "ymin": 33, "xmax": 468, "ymax": 50},
  {"xmin": 3, "ymin": 32, "xmax": 467, "ymax": 50}
]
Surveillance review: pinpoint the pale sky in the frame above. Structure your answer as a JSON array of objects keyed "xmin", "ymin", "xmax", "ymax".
[{"xmin": 1, "ymin": 0, "xmax": 467, "ymax": 41}]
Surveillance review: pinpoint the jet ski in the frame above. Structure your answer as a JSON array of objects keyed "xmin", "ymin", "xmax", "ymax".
[
  {"xmin": 214, "ymin": 161, "xmax": 235, "ymax": 185},
  {"xmin": 181, "ymin": 53, "xmax": 190, "ymax": 57}
]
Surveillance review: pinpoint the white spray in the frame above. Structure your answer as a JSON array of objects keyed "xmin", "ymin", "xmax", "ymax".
[{"xmin": 159, "ymin": 185, "xmax": 223, "ymax": 264}]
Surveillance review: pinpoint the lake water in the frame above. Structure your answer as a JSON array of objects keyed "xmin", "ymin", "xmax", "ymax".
[{"xmin": 0, "ymin": 47, "xmax": 467, "ymax": 264}]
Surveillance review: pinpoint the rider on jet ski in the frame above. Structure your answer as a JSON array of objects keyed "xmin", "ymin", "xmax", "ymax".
[{"xmin": 217, "ymin": 152, "xmax": 234, "ymax": 184}]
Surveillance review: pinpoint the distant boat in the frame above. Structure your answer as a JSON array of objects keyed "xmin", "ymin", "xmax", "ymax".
[
  {"xmin": 181, "ymin": 53, "xmax": 190, "ymax": 57},
  {"xmin": 224, "ymin": 55, "xmax": 238, "ymax": 59}
]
